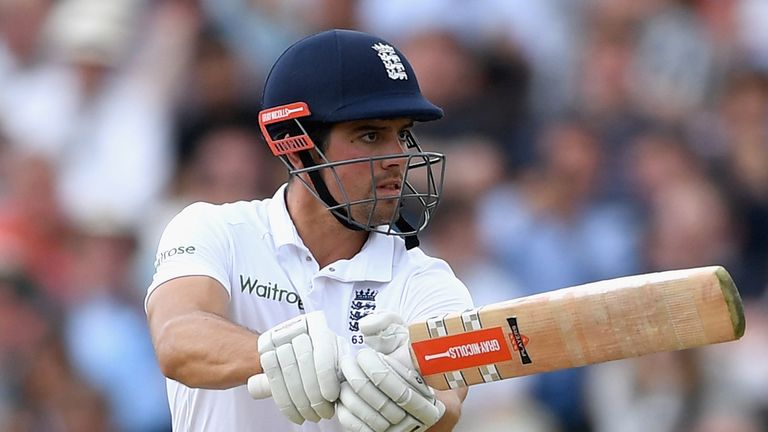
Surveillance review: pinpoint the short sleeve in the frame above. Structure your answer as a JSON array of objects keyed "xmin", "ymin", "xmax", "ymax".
[
  {"xmin": 145, "ymin": 202, "xmax": 233, "ymax": 309},
  {"xmin": 401, "ymin": 258, "xmax": 474, "ymax": 324}
]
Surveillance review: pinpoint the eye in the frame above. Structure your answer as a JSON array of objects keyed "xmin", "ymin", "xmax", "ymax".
[{"xmin": 360, "ymin": 132, "xmax": 379, "ymax": 143}]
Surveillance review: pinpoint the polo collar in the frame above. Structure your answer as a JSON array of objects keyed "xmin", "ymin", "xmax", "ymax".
[
  {"xmin": 267, "ymin": 184, "xmax": 302, "ymax": 250},
  {"xmin": 324, "ymin": 230, "xmax": 394, "ymax": 283},
  {"xmin": 267, "ymin": 183, "xmax": 394, "ymax": 283}
]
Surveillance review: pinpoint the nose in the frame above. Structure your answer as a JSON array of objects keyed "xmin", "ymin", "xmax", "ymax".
[
  {"xmin": 382, "ymin": 155, "xmax": 405, "ymax": 168},
  {"xmin": 380, "ymin": 135, "xmax": 408, "ymax": 170},
  {"xmin": 381, "ymin": 154, "xmax": 406, "ymax": 171}
]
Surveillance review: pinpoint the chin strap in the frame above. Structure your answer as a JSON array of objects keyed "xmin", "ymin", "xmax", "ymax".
[
  {"xmin": 298, "ymin": 151, "xmax": 363, "ymax": 232},
  {"xmin": 395, "ymin": 218, "xmax": 420, "ymax": 250},
  {"xmin": 297, "ymin": 151, "xmax": 420, "ymax": 249}
]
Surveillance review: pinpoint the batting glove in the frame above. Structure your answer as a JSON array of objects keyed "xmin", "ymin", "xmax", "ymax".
[
  {"xmin": 257, "ymin": 311, "xmax": 348, "ymax": 424},
  {"xmin": 337, "ymin": 312, "xmax": 445, "ymax": 432}
]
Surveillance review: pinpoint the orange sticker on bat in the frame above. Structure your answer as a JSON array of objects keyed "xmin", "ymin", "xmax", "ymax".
[
  {"xmin": 507, "ymin": 316, "xmax": 533, "ymax": 364},
  {"xmin": 511, "ymin": 334, "xmax": 529, "ymax": 350},
  {"xmin": 411, "ymin": 327, "xmax": 513, "ymax": 376}
]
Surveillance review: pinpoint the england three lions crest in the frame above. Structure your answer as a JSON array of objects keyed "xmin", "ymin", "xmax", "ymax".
[
  {"xmin": 371, "ymin": 43, "xmax": 408, "ymax": 80},
  {"xmin": 349, "ymin": 289, "xmax": 379, "ymax": 332}
]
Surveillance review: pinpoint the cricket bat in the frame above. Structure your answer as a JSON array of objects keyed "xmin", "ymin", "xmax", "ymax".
[{"xmin": 248, "ymin": 265, "xmax": 745, "ymax": 397}]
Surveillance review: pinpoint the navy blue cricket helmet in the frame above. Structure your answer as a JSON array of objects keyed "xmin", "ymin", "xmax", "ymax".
[
  {"xmin": 258, "ymin": 29, "xmax": 446, "ymax": 249},
  {"xmin": 261, "ymin": 29, "xmax": 443, "ymax": 123}
]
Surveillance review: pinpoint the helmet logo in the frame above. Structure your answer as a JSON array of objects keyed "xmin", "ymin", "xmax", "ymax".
[
  {"xmin": 371, "ymin": 43, "xmax": 408, "ymax": 80},
  {"xmin": 260, "ymin": 104, "xmax": 308, "ymax": 123}
]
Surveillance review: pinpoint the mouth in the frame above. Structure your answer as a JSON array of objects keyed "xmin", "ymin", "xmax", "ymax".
[{"xmin": 375, "ymin": 180, "xmax": 402, "ymax": 197}]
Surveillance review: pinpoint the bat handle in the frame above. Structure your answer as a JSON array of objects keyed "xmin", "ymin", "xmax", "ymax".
[
  {"xmin": 247, "ymin": 374, "xmax": 272, "ymax": 399},
  {"xmin": 247, "ymin": 345, "xmax": 414, "ymax": 401}
]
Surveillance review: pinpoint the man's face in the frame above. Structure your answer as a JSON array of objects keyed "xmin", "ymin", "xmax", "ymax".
[{"xmin": 319, "ymin": 118, "xmax": 414, "ymax": 227}]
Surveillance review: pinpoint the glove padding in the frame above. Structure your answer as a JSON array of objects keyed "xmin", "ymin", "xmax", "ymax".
[
  {"xmin": 258, "ymin": 311, "xmax": 348, "ymax": 424},
  {"xmin": 359, "ymin": 312, "xmax": 411, "ymax": 356},
  {"xmin": 337, "ymin": 313, "xmax": 445, "ymax": 432}
]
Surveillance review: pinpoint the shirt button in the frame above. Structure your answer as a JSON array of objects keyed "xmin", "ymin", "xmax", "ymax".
[
  {"xmin": 305, "ymin": 256, "xmax": 312, "ymax": 262},
  {"xmin": 329, "ymin": 267, "xmax": 335, "ymax": 272}
]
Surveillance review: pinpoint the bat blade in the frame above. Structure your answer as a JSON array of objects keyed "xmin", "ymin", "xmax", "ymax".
[
  {"xmin": 409, "ymin": 266, "xmax": 745, "ymax": 391},
  {"xmin": 248, "ymin": 266, "xmax": 745, "ymax": 399}
]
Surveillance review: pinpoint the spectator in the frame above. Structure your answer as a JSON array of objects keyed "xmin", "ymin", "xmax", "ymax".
[
  {"xmin": 629, "ymin": 1, "xmax": 716, "ymax": 122},
  {"xmin": 477, "ymin": 117, "xmax": 640, "ymax": 430},
  {"xmin": 686, "ymin": 69, "xmax": 768, "ymax": 298},
  {"xmin": 0, "ymin": 154, "xmax": 73, "ymax": 302},
  {"xmin": 420, "ymin": 196, "xmax": 555, "ymax": 432},
  {"xmin": 64, "ymin": 221, "xmax": 170, "ymax": 432},
  {"xmin": 479, "ymin": 117, "xmax": 640, "ymax": 295},
  {"xmin": 136, "ymin": 121, "xmax": 281, "ymax": 289},
  {"xmin": 1, "ymin": 0, "xmax": 198, "ymax": 232},
  {"xmin": 400, "ymin": 29, "xmax": 535, "ymax": 172},
  {"xmin": 0, "ymin": 0, "xmax": 53, "ymax": 79},
  {"xmin": 174, "ymin": 30, "xmax": 261, "ymax": 167}
]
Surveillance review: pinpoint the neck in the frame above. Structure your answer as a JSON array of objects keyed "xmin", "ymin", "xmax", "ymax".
[{"xmin": 286, "ymin": 182, "xmax": 369, "ymax": 268}]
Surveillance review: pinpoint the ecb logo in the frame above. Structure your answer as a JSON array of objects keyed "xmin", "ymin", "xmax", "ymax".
[
  {"xmin": 348, "ymin": 289, "xmax": 379, "ymax": 332},
  {"xmin": 371, "ymin": 43, "xmax": 408, "ymax": 80}
]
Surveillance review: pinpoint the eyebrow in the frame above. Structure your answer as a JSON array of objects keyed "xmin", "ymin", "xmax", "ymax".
[{"xmin": 349, "ymin": 121, "xmax": 415, "ymax": 133}]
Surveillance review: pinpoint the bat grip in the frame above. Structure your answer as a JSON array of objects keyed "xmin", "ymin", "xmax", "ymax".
[
  {"xmin": 247, "ymin": 374, "xmax": 272, "ymax": 399},
  {"xmin": 247, "ymin": 345, "xmax": 415, "ymax": 400}
]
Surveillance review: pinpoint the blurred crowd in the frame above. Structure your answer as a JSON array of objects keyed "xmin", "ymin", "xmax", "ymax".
[{"xmin": 0, "ymin": 0, "xmax": 766, "ymax": 431}]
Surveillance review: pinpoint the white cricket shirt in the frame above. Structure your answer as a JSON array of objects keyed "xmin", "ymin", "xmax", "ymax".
[{"xmin": 146, "ymin": 184, "xmax": 473, "ymax": 431}]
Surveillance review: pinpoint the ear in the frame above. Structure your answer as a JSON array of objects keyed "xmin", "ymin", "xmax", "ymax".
[
  {"xmin": 285, "ymin": 151, "xmax": 303, "ymax": 170},
  {"xmin": 289, "ymin": 148, "xmax": 326, "ymax": 169}
]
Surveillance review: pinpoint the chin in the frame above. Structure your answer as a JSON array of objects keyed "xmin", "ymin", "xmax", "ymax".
[{"xmin": 355, "ymin": 209, "xmax": 400, "ymax": 228}]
